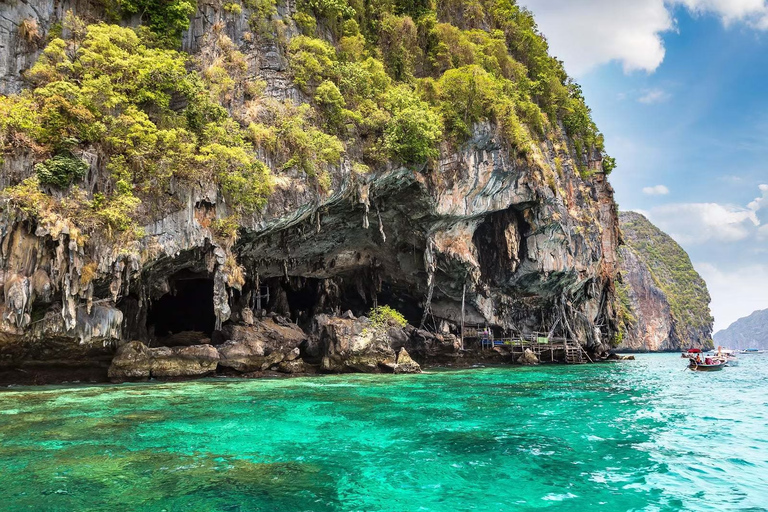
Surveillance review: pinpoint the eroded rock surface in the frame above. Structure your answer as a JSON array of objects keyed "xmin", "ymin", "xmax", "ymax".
[
  {"xmin": 394, "ymin": 348, "xmax": 421, "ymax": 374},
  {"xmin": 517, "ymin": 349, "xmax": 539, "ymax": 365},
  {"xmin": 217, "ymin": 317, "xmax": 307, "ymax": 372},
  {"xmin": 108, "ymin": 341, "xmax": 219, "ymax": 381},
  {"xmin": 315, "ymin": 314, "xmax": 406, "ymax": 373}
]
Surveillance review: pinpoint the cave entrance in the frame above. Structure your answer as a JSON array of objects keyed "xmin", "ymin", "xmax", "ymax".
[
  {"xmin": 473, "ymin": 208, "xmax": 529, "ymax": 285},
  {"xmin": 263, "ymin": 275, "xmax": 424, "ymax": 328},
  {"xmin": 147, "ymin": 274, "xmax": 216, "ymax": 338}
]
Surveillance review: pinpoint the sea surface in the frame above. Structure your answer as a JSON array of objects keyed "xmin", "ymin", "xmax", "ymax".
[{"xmin": 1, "ymin": 354, "xmax": 766, "ymax": 511}]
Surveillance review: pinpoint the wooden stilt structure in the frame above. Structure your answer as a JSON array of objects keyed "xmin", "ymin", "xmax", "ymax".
[{"xmin": 462, "ymin": 324, "xmax": 589, "ymax": 364}]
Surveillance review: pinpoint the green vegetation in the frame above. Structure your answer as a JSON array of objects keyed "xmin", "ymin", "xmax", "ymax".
[
  {"xmin": 34, "ymin": 153, "xmax": 88, "ymax": 187},
  {"xmin": 283, "ymin": 0, "xmax": 613, "ymax": 169},
  {"xmin": 382, "ymin": 85, "xmax": 442, "ymax": 162},
  {"xmin": 105, "ymin": 0, "xmax": 196, "ymax": 48},
  {"xmin": 0, "ymin": 19, "xmax": 271, "ymax": 239},
  {"xmin": 248, "ymin": 100, "xmax": 344, "ymax": 186},
  {"xmin": 619, "ymin": 211, "xmax": 713, "ymax": 343},
  {"xmin": 1, "ymin": 0, "xmax": 614, "ymax": 246},
  {"xmin": 368, "ymin": 305, "xmax": 408, "ymax": 330}
]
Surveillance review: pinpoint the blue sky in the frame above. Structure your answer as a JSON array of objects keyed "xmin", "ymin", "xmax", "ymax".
[{"xmin": 519, "ymin": 0, "xmax": 768, "ymax": 331}]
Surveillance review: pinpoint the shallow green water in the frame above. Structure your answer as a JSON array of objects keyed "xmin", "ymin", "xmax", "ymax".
[{"xmin": 1, "ymin": 354, "xmax": 767, "ymax": 511}]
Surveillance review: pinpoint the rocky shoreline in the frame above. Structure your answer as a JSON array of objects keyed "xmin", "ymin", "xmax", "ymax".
[{"xmin": 1, "ymin": 310, "xmax": 627, "ymax": 386}]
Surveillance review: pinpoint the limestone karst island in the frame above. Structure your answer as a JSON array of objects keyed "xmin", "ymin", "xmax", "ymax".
[{"xmin": 0, "ymin": 0, "xmax": 766, "ymax": 509}]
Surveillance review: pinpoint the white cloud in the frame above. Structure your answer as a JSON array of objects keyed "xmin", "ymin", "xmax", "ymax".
[
  {"xmin": 638, "ymin": 88, "xmax": 671, "ymax": 104},
  {"xmin": 679, "ymin": 0, "xmax": 768, "ymax": 25},
  {"xmin": 645, "ymin": 184, "xmax": 768, "ymax": 244},
  {"xmin": 642, "ymin": 184, "xmax": 670, "ymax": 195},
  {"xmin": 718, "ymin": 174, "xmax": 745, "ymax": 183},
  {"xmin": 629, "ymin": 208, "xmax": 652, "ymax": 218},
  {"xmin": 518, "ymin": 0, "xmax": 768, "ymax": 75},
  {"xmin": 747, "ymin": 183, "xmax": 768, "ymax": 211},
  {"xmin": 697, "ymin": 262, "xmax": 768, "ymax": 331},
  {"xmin": 650, "ymin": 202, "xmax": 758, "ymax": 243},
  {"xmin": 517, "ymin": 0, "xmax": 673, "ymax": 75}
]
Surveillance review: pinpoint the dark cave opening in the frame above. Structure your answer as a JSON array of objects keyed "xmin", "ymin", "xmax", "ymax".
[
  {"xmin": 473, "ymin": 208, "xmax": 529, "ymax": 285},
  {"xmin": 147, "ymin": 275, "xmax": 216, "ymax": 337},
  {"xmin": 261, "ymin": 274, "xmax": 424, "ymax": 328}
]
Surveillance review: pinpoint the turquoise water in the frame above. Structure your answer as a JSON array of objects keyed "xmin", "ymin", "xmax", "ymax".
[{"xmin": 1, "ymin": 354, "xmax": 766, "ymax": 511}]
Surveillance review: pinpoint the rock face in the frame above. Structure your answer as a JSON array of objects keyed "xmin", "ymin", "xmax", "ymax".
[
  {"xmin": 217, "ymin": 317, "xmax": 307, "ymax": 372},
  {"xmin": 108, "ymin": 341, "xmax": 219, "ymax": 381},
  {"xmin": 616, "ymin": 212, "xmax": 713, "ymax": 351},
  {"xmin": 517, "ymin": 348, "xmax": 539, "ymax": 365},
  {"xmin": 315, "ymin": 314, "xmax": 400, "ymax": 373},
  {"xmin": 715, "ymin": 309, "xmax": 768, "ymax": 350},
  {"xmin": 0, "ymin": 1, "xmax": 622, "ymax": 380},
  {"xmin": 394, "ymin": 348, "xmax": 421, "ymax": 374},
  {"xmin": 405, "ymin": 327, "xmax": 463, "ymax": 363}
]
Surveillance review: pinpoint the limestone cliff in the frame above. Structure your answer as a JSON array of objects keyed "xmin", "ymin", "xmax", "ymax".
[
  {"xmin": 0, "ymin": 0, "xmax": 621, "ymax": 381},
  {"xmin": 715, "ymin": 308, "xmax": 768, "ymax": 350},
  {"xmin": 616, "ymin": 212, "xmax": 713, "ymax": 352}
]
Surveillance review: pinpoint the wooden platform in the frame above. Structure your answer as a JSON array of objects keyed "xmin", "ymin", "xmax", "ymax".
[{"xmin": 463, "ymin": 327, "xmax": 589, "ymax": 364}]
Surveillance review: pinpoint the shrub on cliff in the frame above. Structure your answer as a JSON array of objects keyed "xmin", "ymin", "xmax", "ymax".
[
  {"xmin": 284, "ymin": 0, "xmax": 613, "ymax": 171},
  {"xmin": 105, "ymin": 0, "xmax": 196, "ymax": 48},
  {"xmin": 368, "ymin": 306, "xmax": 408, "ymax": 330},
  {"xmin": 34, "ymin": 154, "xmax": 88, "ymax": 188},
  {"xmin": 382, "ymin": 85, "xmax": 442, "ymax": 163},
  {"xmin": 247, "ymin": 99, "xmax": 344, "ymax": 188},
  {"xmin": 1, "ymin": 19, "xmax": 272, "ymax": 240}
]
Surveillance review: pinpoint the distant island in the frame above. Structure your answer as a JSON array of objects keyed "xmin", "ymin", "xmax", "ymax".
[
  {"xmin": 714, "ymin": 309, "xmax": 768, "ymax": 350},
  {"xmin": 615, "ymin": 211, "xmax": 714, "ymax": 352}
]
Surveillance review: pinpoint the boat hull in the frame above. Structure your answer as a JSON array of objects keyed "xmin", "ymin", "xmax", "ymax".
[{"xmin": 688, "ymin": 363, "xmax": 725, "ymax": 371}]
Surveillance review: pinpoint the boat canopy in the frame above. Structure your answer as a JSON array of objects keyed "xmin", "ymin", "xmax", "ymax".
[{"xmin": 686, "ymin": 348, "xmax": 702, "ymax": 353}]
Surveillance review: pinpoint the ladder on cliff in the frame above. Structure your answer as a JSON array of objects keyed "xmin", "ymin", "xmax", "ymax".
[{"xmin": 564, "ymin": 340, "xmax": 585, "ymax": 364}]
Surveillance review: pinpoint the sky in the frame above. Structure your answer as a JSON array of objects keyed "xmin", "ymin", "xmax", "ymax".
[{"xmin": 518, "ymin": 0, "xmax": 768, "ymax": 333}]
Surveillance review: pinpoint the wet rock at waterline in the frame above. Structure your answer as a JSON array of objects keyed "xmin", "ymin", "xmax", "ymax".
[
  {"xmin": 394, "ymin": 348, "xmax": 422, "ymax": 374},
  {"xmin": 277, "ymin": 358, "xmax": 306, "ymax": 374},
  {"xmin": 517, "ymin": 349, "xmax": 539, "ymax": 365},
  {"xmin": 108, "ymin": 341, "xmax": 219, "ymax": 381},
  {"xmin": 217, "ymin": 318, "xmax": 307, "ymax": 373},
  {"xmin": 316, "ymin": 314, "xmax": 399, "ymax": 373}
]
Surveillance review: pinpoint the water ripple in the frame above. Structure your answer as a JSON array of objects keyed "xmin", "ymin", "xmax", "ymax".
[{"xmin": 0, "ymin": 354, "xmax": 767, "ymax": 511}]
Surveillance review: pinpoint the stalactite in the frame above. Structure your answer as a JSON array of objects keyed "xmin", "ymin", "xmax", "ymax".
[
  {"xmin": 376, "ymin": 202, "xmax": 386, "ymax": 243},
  {"xmin": 359, "ymin": 183, "xmax": 370, "ymax": 229},
  {"xmin": 420, "ymin": 236, "xmax": 436, "ymax": 329}
]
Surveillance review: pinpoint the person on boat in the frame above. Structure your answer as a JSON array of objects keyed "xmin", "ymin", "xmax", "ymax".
[{"xmin": 695, "ymin": 354, "xmax": 702, "ymax": 364}]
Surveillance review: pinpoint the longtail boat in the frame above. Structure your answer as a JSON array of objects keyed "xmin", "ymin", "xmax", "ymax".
[{"xmin": 688, "ymin": 359, "xmax": 726, "ymax": 371}]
